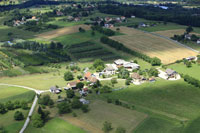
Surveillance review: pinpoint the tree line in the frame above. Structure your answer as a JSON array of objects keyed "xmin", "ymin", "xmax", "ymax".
[
  {"xmin": 98, "ymin": 4, "xmax": 200, "ymax": 27},
  {"xmin": 100, "ymin": 36, "xmax": 161, "ymax": 66}
]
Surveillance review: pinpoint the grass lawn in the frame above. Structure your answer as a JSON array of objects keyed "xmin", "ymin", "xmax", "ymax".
[
  {"xmin": 0, "ymin": 86, "xmax": 35, "ymax": 102},
  {"xmin": 53, "ymin": 30, "xmax": 104, "ymax": 46},
  {"xmin": 25, "ymin": 117, "xmax": 86, "ymax": 133},
  {"xmin": 169, "ymin": 62, "xmax": 200, "ymax": 80},
  {"xmin": 134, "ymin": 117, "xmax": 183, "ymax": 133},
  {"xmin": 62, "ymin": 100, "xmax": 147, "ymax": 133},
  {"xmin": 0, "ymin": 109, "xmax": 28, "ymax": 133},
  {"xmin": 180, "ymin": 41, "xmax": 200, "ymax": 51},
  {"xmin": 184, "ymin": 117, "xmax": 200, "ymax": 133},
  {"xmin": 99, "ymin": 79, "xmax": 200, "ymax": 120}
]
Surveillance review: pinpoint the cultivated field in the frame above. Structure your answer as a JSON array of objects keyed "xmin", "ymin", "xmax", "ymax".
[
  {"xmin": 110, "ymin": 27, "xmax": 198, "ymax": 64},
  {"xmin": 36, "ymin": 25, "xmax": 90, "ymax": 40},
  {"xmin": 153, "ymin": 29, "xmax": 200, "ymax": 38},
  {"xmin": 63, "ymin": 100, "xmax": 147, "ymax": 133}
]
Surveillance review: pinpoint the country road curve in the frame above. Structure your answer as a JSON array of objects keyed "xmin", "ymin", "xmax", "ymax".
[{"xmin": 0, "ymin": 83, "xmax": 50, "ymax": 133}]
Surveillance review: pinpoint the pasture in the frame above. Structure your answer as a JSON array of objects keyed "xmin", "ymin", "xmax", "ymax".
[
  {"xmin": 0, "ymin": 86, "xmax": 35, "ymax": 102},
  {"xmin": 110, "ymin": 27, "xmax": 198, "ymax": 64},
  {"xmin": 36, "ymin": 25, "xmax": 90, "ymax": 40},
  {"xmin": 62, "ymin": 100, "xmax": 147, "ymax": 133},
  {"xmin": 0, "ymin": 109, "xmax": 28, "ymax": 133},
  {"xmin": 169, "ymin": 62, "xmax": 200, "ymax": 80},
  {"xmin": 100, "ymin": 79, "xmax": 200, "ymax": 120},
  {"xmin": 25, "ymin": 117, "xmax": 86, "ymax": 133}
]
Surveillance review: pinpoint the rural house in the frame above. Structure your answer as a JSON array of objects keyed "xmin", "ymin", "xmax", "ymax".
[
  {"xmin": 165, "ymin": 69, "xmax": 178, "ymax": 79},
  {"xmin": 50, "ymin": 86, "xmax": 62, "ymax": 94},
  {"xmin": 197, "ymin": 39, "xmax": 200, "ymax": 44},
  {"xmin": 114, "ymin": 59, "xmax": 127, "ymax": 66},
  {"xmin": 103, "ymin": 64, "xmax": 118, "ymax": 75},
  {"xmin": 67, "ymin": 80, "xmax": 80, "ymax": 89},
  {"xmin": 88, "ymin": 76, "xmax": 98, "ymax": 83},
  {"xmin": 84, "ymin": 72, "xmax": 92, "ymax": 80},
  {"xmin": 131, "ymin": 72, "xmax": 141, "ymax": 82},
  {"xmin": 185, "ymin": 34, "xmax": 191, "ymax": 40},
  {"xmin": 123, "ymin": 62, "xmax": 140, "ymax": 71},
  {"xmin": 184, "ymin": 56, "xmax": 197, "ymax": 61}
]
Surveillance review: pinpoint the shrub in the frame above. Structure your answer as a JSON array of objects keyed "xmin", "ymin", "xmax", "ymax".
[
  {"xmin": 102, "ymin": 121, "xmax": 113, "ymax": 133},
  {"xmin": 32, "ymin": 114, "xmax": 44, "ymax": 128},
  {"xmin": 38, "ymin": 95, "xmax": 54, "ymax": 106},
  {"xmin": 115, "ymin": 127, "xmax": 126, "ymax": 133},
  {"xmin": 81, "ymin": 104, "xmax": 89, "ymax": 113},
  {"xmin": 0, "ymin": 103, "xmax": 7, "ymax": 114},
  {"xmin": 107, "ymin": 98, "xmax": 112, "ymax": 103},
  {"xmin": 71, "ymin": 98, "xmax": 83, "ymax": 109},
  {"xmin": 14, "ymin": 111, "xmax": 24, "ymax": 121},
  {"xmin": 115, "ymin": 99, "xmax": 121, "ymax": 105},
  {"xmin": 57, "ymin": 102, "xmax": 71, "ymax": 114},
  {"xmin": 64, "ymin": 71, "xmax": 74, "ymax": 81}
]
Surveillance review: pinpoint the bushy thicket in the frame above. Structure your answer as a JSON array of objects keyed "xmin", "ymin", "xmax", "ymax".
[
  {"xmin": 100, "ymin": 36, "xmax": 161, "ymax": 66},
  {"xmin": 91, "ymin": 25, "xmax": 115, "ymax": 36},
  {"xmin": 182, "ymin": 74, "xmax": 200, "ymax": 88}
]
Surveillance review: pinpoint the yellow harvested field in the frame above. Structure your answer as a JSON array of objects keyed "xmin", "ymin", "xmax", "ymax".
[
  {"xmin": 36, "ymin": 24, "xmax": 90, "ymax": 40},
  {"xmin": 153, "ymin": 29, "xmax": 200, "ymax": 38},
  {"xmin": 110, "ymin": 27, "xmax": 198, "ymax": 64}
]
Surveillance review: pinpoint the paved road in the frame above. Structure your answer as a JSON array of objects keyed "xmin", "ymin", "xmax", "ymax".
[{"xmin": 0, "ymin": 83, "xmax": 49, "ymax": 133}]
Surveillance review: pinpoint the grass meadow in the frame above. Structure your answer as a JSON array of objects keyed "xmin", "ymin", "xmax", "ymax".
[
  {"xmin": 169, "ymin": 62, "xmax": 200, "ymax": 80},
  {"xmin": 25, "ymin": 117, "xmax": 86, "ymax": 133}
]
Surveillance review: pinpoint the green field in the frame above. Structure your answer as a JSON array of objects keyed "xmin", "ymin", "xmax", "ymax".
[
  {"xmin": 62, "ymin": 100, "xmax": 147, "ymax": 133},
  {"xmin": 0, "ymin": 109, "xmax": 28, "ymax": 133},
  {"xmin": 0, "ymin": 26, "xmax": 35, "ymax": 42},
  {"xmin": 169, "ymin": 62, "xmax": 200, "ymax": 80},
  {"xmin": 0, "ymin": 85, "xmax": 34, "ymax": 133},
  {"xmin": 134, "ymin": 117, "xmax": 183, "ymax": 133},
  {"xmin": 0, "ymin": 86, "xmax": 35, "ymax": 102},
  {"xmin": 25, "ymin": 117, "xmax": 86, "ymax": 133},
  {"xmin": 99, "ymin": 79, "xmax": 200, "ymax": 120},
  {"xmin": 47, "ymin": 20, "xmax": 85, "ymax": 27},
  {"xmin": 53, "ymin": 30, "xmax": 104, "ymax": 45}
]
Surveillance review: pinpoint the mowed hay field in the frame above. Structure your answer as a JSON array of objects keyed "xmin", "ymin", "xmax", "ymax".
[
  {"xmin": 36, "ymin": 24, "xmax": 90, "ymax": 40},
  {"xmin": 63, "ymin": 100, "xmax": 147, "ymax": 133},
  {"xmin": 153, "ymin": 29, "xmax": 200, "ymax": 38},
  {"xmin": 110, "ymin": 27, "xmax": 198, "ymax": 64}
]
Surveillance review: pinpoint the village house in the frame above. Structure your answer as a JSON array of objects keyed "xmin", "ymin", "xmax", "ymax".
[
  {"xmin": 131, "ymin": 15, "xmax": 136, "ymax": 18},
  {"xmin": 149, "ymin": 77, "xmax": 156, "ymax": 82},
  {"xmin": 50, "ymin": 86, "xmax": 62, "ymax": 94},
  {"xmin": 79, "ymin": 88, "xmax": 88, "ymax": 96},
  {"xmin": 103, "ymin": 64, "xmax": 118, "ymax": 75},
  {"xmin": 104, "ymin": 23, "xmax": 114, "ymax": 28},
  {"xmin": 185, "ymin": 34, "xmax": 191, "ymax": 40},
  {"xmin": 74, "ymin": 17, "xmax": 80, "ymax": 22},
  {"xmin": 84, "ymin": 72, "xmax": 92, "ymax": 80},
  {"xmin": 88, "ymin": 76, "xmax": 98, "ymax": 83},
  {"xmin": 56, "ymin": 11, "xmax": 64, "ymax": 16},
  {"xmin": 184, "ymin": 56, "xmax": 197, "ymax": 61},
  {"xmin": 197, "ymin": 39, "xmax": 200, "ymax": 44},
  {"xmin": 79, "ymin": 98, "xmax": 89, "ymax": 104},
  {"xmin": 114, "ymin": 59, "xmax": 127, "ymax": 67},
  {"xmin": 165, "ymin": 69, "xmax": 178, "ymax": 79},
  {"xmin": 123, "ymin": 62, "xmax": 140, "ymax": 71},
  {"xmin": 67, "ymin": 80, "xmax": 80, "ymax": 89},
  {"xmin": 131, "ymin": 72, "xmax": 141, "ymax": 82}
]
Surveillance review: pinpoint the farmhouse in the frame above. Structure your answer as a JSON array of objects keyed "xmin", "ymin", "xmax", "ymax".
[
  {"xmin": 123, "ymin": 62, "xmax": 140, "ymax": 71},
  {"xmin": 50, "ymin": 86, "xmax": 61, "ymax": 94},
  {"xmin": 103, "ymin": 64, "xmax": 118, "ymax": 75},
  {"xmin": 197, "ymin": 39, "xmax": 200, "ymax": 44},
  {"xmin": 114, "ymin": 59, "xmax": 127, "ymax": 66},
  {"xmin": 56, "ymin": 11, "xmax": 64, "ymax": 16},
  {"xmin": 185, "ymin": 34, "xmax": 191, "ymax": 40},
  {"xmin": 67, "ymin": 80, "xmax": 80, "ymax": 89},
  {"xmin": 79, "ymin": 98, "xmax": 89, "ymax": 104},
  {"xmin": 84, "ymin": 72, "xmax": 92, "ymax": 80},
  {"xmin": 88, "ymin": 76, "xmax": 98, "ymax": 83},
  {"xmin": 184, "ymin": 56, "xmax": 197, "ymax": 61},
  {"xmin": 165, "ymin": 69, "xmax": 178, "ymax": 79},
  {"xmin": 131, "ymin": 72, "xmax": 141, "ymax": 82}
]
